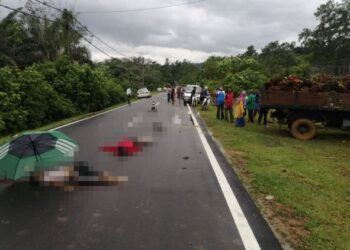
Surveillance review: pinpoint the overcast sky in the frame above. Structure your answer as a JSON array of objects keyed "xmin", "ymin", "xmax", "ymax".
[{"xmin": 0, "ymin": 0, "xmax": 329, "ymax": 63}]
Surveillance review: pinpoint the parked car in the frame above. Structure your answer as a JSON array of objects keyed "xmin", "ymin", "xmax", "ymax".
[
  {"xmin": 137, "ymin": 88, "xmax": 151, "ymax": 98},
  {"xmin": 183, "ymin": 85, "xmax": 201, "ymax": 106},
  {"xmin": 157, "ymin": 87, "xmax": 163, "ymax": 92}
]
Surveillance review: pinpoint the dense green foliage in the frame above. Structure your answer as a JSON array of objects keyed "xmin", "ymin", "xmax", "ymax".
[
  {"xmin": 98, "ymin": 57, "xmax": 200, "ymax": 91},
  {"xmin": 0, "ymin": 57, "xmax": 125, "ymax": 136},
  {"xmin": 299, "ymin": 0, "xmax": 350, "ymax": 74},
  {"xmin": 0, "ymin": 0, "xmax": 349, "ymax": 136},
  {"xmin": 198, "ymin": 42, "xmax": 311, "ymax": 94}
]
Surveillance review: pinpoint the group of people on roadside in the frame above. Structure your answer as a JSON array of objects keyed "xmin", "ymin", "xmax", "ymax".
[
  {"xmin": 214, "ymin": 87, "xmax": 268, "ymax": 128},
  {"xmin": 167, "ymin": 86, "xmax": 183, "ymax": 104}
]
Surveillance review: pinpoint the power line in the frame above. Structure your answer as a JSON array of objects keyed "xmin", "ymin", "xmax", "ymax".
[
  {"xmin": 32, "ymin": 0, "xmax": 62, "ymax": 12},
  {"xmin": 33, "ymin": 0, "xmax": 128, "ymax": 57},
  {"xmin": 0, "ymin": 3, "xmax": 114, "ymax": 59},
  {"xmin": 77, "ymin": 0, "xmax": 206, "ymax": 14}
]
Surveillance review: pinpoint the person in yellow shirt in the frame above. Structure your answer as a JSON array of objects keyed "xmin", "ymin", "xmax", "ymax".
[{"xmin": 235, "ymin": 91, "xmax": 246, "ymax": 127}]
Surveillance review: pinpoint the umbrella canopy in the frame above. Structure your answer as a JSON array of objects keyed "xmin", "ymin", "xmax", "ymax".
[{"xmin": 0, "ymin": 131, "xmax": 79, "ymax": 180}]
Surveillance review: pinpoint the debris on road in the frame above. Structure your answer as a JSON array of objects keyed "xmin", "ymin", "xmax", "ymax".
[
  {"xmin": 151, "ymin": 101, "xmax": 159, "ymax": 111},
  {"xmin": 1, "ymin": 220, "xmax": 10, "ymax": 225},
  {"xmin": 56, "ymin": 217, "xmax": 69, "ymax": 223},
  {"xmin": 100, "ymin": 136, "xmax": 153, "ymax": 157},
  {"xmin": 152, "ymin": 122, "xmax": 166, "ymax": 132}
]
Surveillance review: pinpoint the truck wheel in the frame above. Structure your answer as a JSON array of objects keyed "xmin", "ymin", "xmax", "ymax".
[{"xmin": 290, "ymin": 119, "xmax": 316, "ymax": 140}]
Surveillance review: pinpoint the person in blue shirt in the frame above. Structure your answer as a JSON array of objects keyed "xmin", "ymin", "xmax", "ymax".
[{"xmin": 216, "ymin": 87, "xmax": 225, "ymax": 120}]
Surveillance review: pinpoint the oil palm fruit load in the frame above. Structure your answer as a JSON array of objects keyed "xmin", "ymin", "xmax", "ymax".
[{"xmin": 264, "ymin": 75, "xmax": 350, "ymax": 93}]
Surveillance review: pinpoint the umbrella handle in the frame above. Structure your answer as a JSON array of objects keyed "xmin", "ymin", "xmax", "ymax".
[{"xmin": 31, "ymin": 140, "xmax": 40, "ymax": 162}]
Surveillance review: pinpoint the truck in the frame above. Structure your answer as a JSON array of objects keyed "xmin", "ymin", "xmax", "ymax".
[{"xmin": 260, "ymin": 80, "xmax": 350, "ymax": 140}]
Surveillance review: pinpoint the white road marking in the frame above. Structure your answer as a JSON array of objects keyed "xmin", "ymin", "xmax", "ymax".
[{"xmin": 187, "ymin": 105, "xmax": 261, "ymax": 250}]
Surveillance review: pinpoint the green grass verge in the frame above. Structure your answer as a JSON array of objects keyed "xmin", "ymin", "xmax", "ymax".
[{"xmin": 198, "ymin": 107, "xmax": 350, "ymax": 250}]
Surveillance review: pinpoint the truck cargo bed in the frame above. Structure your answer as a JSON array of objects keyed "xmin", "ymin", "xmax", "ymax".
[{"xmin": 261, "ymin": 90, "xmax": 350, "ymax": 111}]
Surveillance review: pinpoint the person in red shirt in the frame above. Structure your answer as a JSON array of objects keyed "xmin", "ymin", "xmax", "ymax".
[{"xmin": 225, "ymin": 88, "xmax": 234, "ymax": 123}]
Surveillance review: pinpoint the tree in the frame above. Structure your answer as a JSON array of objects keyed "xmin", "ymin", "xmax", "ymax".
[
  {"xmin": 0, "ymin": 3, "xmax": 91, "ymax": 67},
  {"xmin": 242, "ymin": 45, "xmax": 258, "ymax": 57},
  {"xmin": 299, "ymin": 0, "xmax": 350, "ymax": 73},
  {"xmin": 199, "ymin": 56, "xmax": 269, "ymax": 93},
  {"xmin": 259, "ymin": 41, "xmax": 310, "ymax": 77},
  {"xmin": 0, "ymin": 11, "xmax": 40, "ymax": 67}
]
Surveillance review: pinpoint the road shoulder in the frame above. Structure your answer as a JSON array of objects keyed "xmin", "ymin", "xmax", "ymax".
[{"xmin": 190, "ymin": 107, "xmax": 282, "ymax": 250}]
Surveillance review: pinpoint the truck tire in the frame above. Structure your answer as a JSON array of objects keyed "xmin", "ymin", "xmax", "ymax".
[{"xmin": 290, "ymin": 119, "xmax": 316, "ymax": 140}]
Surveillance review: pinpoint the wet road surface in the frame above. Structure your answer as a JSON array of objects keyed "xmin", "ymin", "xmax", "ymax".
[{"xmin": 0, "ymin": 94, "xmax": 281, "ymax": 250}]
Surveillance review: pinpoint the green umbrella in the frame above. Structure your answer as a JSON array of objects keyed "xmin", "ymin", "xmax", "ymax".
[{"xmin": 0, "ymin": 131, "xmax": 79, "ymax": 180}]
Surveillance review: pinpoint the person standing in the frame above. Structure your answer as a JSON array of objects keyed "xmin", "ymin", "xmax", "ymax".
[
  {"xmin": 224, "ymin": 88, "xmax": 234, "ymax": 123},
  {"xmin": 191, "ymin": 87, "xmax": 197, "ymax": 106},
  {"xmin": 258, "ymin": 108, "xmax": 268, "ymax": 127},
  {"xmin": 126, "ymin": 87, "xmax": 132, "ymax": 105},
  {"xmin": 201, "ymin": 86, "xmax": 210, "ymax": 110},
  {"xmin": 246, "ymin": 92, "xmax": 256, "ymax": 123},
  {"xmin": 235, "ymin": 91, "xmax": 246, "ymax": 127},
  {"xmin": 254, "ymin": 91, "xmax": 261, "ymax": 117},
  {"xmin": 216, "ymin": 87, "xmax": 225, "ymax": 120},
  {"xmin": 200, "ymin": 87, "xmax": 207, "ymax": 104},
  {"xmin": 176, "ymin": 86, "xmax": 182, "ymax": 99},
  {"xmin": 167, "ymin": 87, "xmax": 171, "ymax": 103},
  {"xmin": 171, "ymin": 87, "xmax": 175, "ymax": 105}
]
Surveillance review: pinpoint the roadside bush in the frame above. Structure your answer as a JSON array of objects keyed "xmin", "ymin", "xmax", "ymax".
[
  {"xmin": 223, "ymin": 69, "xmax": 269, "ymax": 93},
  {"xmin": 0, "ymin": 67, "xmax": 28, "ymax": 134},
  {"xmin": 0, "ymin": 58, "xmax": 125, "ymax": 137}
]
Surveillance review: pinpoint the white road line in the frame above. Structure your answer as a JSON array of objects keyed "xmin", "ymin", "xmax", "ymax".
[
  {"xmin": 49, "ymin": 100, "xmax": 142, "ymax": 131},
  {"xmin": 187, "ymin": 105, "xmax": 261, "ymax": 250}
]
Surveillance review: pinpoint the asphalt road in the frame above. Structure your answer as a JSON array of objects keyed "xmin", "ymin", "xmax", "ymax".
[{"xmin": 0, "ymin": 94, "xmax": 281, "ymax": 250}]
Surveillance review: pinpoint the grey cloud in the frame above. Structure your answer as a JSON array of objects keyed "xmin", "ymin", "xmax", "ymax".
[{"xmin": 0, "ymin": 0, "xmax": 327, "ymax": 62}]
